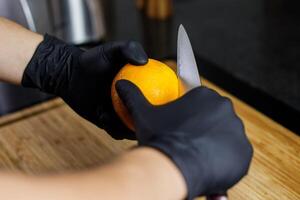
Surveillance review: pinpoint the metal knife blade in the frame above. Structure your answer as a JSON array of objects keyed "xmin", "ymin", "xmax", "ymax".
[{"xmin": 177, "ymin": 24, "xmax": 201, "ymax": 95}]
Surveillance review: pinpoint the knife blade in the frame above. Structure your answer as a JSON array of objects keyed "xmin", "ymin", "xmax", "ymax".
[
  {"xmin": 176, "ymin": 24, "xmax": 228, "ymax": 200},
  {"xmin": 177, "ymin": 24, "xmax": 201, "ymax": 94}
]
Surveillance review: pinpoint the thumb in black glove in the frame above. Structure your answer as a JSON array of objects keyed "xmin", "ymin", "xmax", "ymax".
[
  {"xmin": 22, "ymin": 34, "xmax": 148, "ymax": 139},
  {"xmin": 116, "ymin": 80, "xmax": 253, "ymax": 199}
]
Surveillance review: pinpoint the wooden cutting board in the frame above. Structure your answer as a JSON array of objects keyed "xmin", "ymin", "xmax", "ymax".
[{"xmin": 0, "ymin": 76, "xmax": 299, "ymax": 199}]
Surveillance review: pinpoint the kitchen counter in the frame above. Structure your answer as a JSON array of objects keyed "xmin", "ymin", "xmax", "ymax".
[{"xmin": 0, "ymin": 70, "xmax": 299, "ymax": 199}]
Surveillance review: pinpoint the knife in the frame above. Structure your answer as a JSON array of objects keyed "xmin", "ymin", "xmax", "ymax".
[{"xmin": 177, "ymin": 24, "xmax": 228, "ymax": 200}]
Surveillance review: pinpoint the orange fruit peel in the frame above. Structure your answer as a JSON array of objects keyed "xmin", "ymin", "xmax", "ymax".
[{"xmin": 111, "ymin": 59, "xmax": 179, "ymax": 131}]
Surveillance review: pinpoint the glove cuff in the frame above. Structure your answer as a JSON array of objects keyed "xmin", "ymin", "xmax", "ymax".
[
  {"xmin": 144, "ymin": 136, "xmax": 208, "ymax": 199},
  {"xmin": 21, "ymin": 34, "xmax": 83, "ymax": 94}
]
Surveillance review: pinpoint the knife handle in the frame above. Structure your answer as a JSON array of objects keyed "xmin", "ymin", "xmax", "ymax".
[
  {"xmin": 136, "ymin": 0, "xmax": 173, "ymax": 20},
  {"xmin": 206, "ymin": 193, "xmax": 228, "ymax": 200},
  {"xmin": 136, "ymin": 0, "xmax": 146, "ymax": 10}
]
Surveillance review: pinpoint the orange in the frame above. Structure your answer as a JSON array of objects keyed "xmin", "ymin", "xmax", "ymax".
[{"xmin": 111, "ymin": 59, "xmax": 179, "ymax": 130}]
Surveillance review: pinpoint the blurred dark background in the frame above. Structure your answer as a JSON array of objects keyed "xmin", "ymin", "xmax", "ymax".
[{"xmin": 0, "ymin": 0, "xmax": 299, "ymax": 133}]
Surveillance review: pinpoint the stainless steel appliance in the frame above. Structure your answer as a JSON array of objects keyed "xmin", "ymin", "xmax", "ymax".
[{"xmin": 1, "ymin": 0, "xmax": 106, "ymax": 45}]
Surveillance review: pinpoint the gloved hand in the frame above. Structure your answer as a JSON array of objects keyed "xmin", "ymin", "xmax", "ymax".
[
  {"xmin": 22, "ymin": 34, "xmax": 148, "ymax": 139},
  {"xmin": 116, "ymin": 80, "xmax": 253, "ymax": 199}
]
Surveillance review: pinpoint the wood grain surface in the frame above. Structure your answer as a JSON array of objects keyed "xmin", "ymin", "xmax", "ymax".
[{"xmin": 0, "ymin": 72, "xmax": 299, "ymax": 199}]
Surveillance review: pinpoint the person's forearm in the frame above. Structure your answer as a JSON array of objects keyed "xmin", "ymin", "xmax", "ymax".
[
  {"xmin": 0, "ymin": 17, "xmax": 43, "ymax": 85},
  {"xmin": 0, "ymin": 147, "xmax": 187, "ymax": 200}
]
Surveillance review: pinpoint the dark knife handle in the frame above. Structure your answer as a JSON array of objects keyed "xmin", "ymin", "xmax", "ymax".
[{"xmin": 206, "ymin": 192, "xmax": 228, "ymax": 200}]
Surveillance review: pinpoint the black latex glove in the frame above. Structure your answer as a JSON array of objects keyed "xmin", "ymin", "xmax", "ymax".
[
  {"xmin": 22, "ymin": 34, "xmax": 148, "ymax": 139},
  {"xmin": 116, "ymin": 80, "xmax": 253, "ymax": 199}
]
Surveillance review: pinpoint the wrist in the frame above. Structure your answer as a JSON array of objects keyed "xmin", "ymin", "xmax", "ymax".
[
  {"xmin": 120, "ymin": 147, "xmax": 188, "ymax": 200},
  {"xmin": 0, "ymin": 17, "xmax": 43, "ymax": 85},
  {"xmin": 145, "ymin": 136, "xmax": 207, "ymax": 199},
  {"xmin": 21, "ymin": 34, "xmax": 83, "ymax": 94},
  {"xmin": 15, "ymin": 33, "xmax": 43, "ymax": 85}
]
